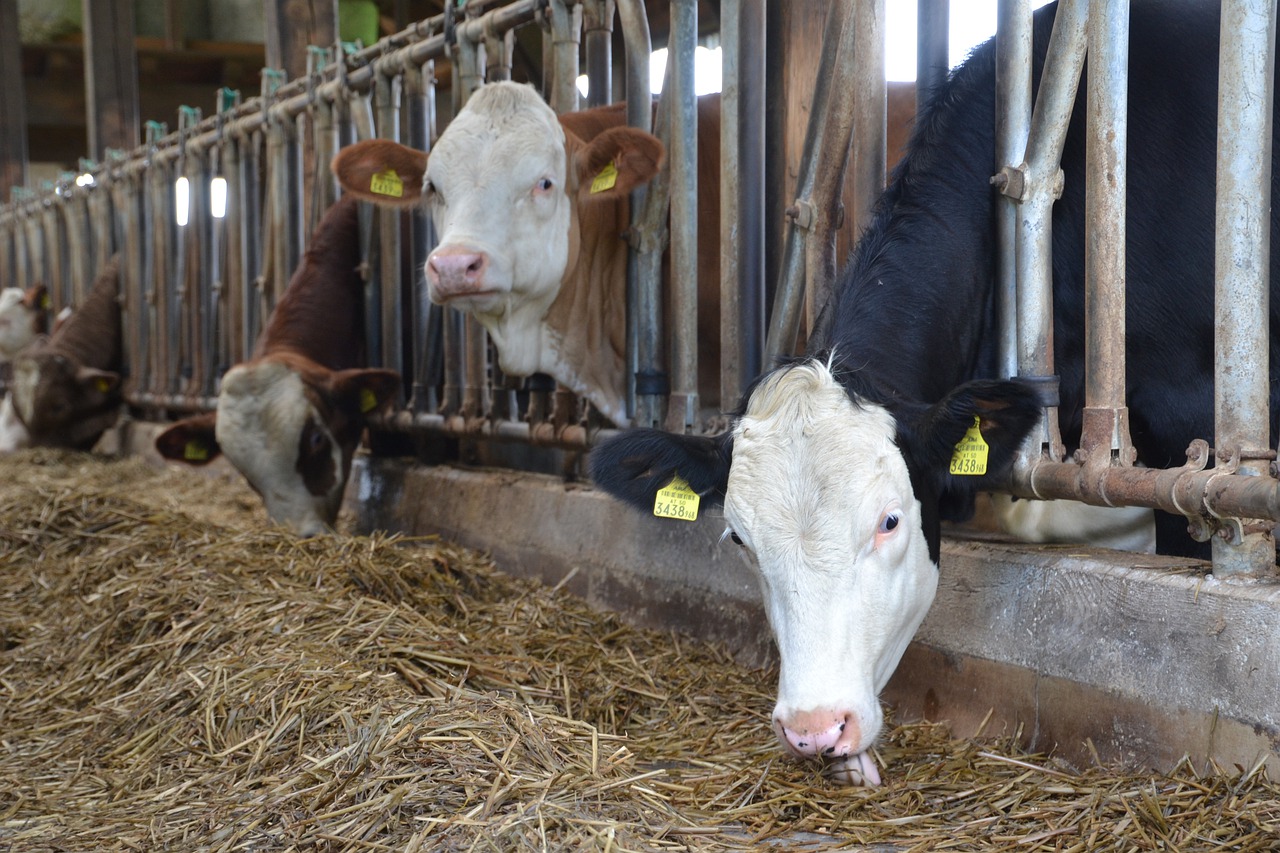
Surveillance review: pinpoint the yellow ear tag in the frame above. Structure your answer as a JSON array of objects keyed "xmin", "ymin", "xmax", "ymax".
[
  {"xmin": 40, "ymin": 294, "xmax": 52, "ymax": 310},
  {"xmin": 95, "ymin": 378, "xmax": 112, "ymax": 394},
  {"xmin": 949, "ymin": 416, "xmax": 990, "ymax": 476},
  {"xmin": 359, "ymin": 387, "xmax": 378, "ymax": 414},
  {"xmin": 370, "ymin": 168, "xmax": 404, "ymax": 198},
  {"xmin": 183, "ymin": 440, "xmax": 209, "ymax": 462},
  {"xmin": 590, "ymin": 162, "xmax": 618, "ymax": 194},
  {"xmin": 654, "ymin": 475, "xmax": 700, "ymax": 522}
]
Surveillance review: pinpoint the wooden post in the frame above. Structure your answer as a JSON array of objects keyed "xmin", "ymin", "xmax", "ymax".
[
  {"xmin": 264, "ymin": 0, "xmax": 339, "ymax": 80},
  {"xmin": 0, "ymin": 0, "xmax": 28, "ymax": 198},
  {"xmin": 82, "ymin": 0, "xmax": 141, "ymax": 159}
]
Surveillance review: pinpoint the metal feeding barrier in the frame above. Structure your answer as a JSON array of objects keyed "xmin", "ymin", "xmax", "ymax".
[{"xmin": 0, "ymin": 0, "xmax": 1276, "ymax": 576}]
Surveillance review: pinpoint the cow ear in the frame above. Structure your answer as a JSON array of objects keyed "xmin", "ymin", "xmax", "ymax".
[
  {"xmin": 590, "ymin": 428, "xmax": 734, "ymax": 511},
  {"xmin": 330, "ymin": 368, "xmax": 402, "ymax": 417},
  {"xmin": 77, "ymin": 367, "xmax": 120, "ymax": 395},
  {"xmin": 572, "ymin": 127, "xmax": 665, "ymax": 200},
  {"xmin": 331, "ymin": 140, "xmax": 428, "ymax": 208},
  {"xmin": 24, "ymin": 283, "xmax": 48, "ymax": 311},
  {"xmin": 900, "ymin": 379, "xmax": 1046, "ymax": 510},
  {"xmin": 155, "ymin": 412, "xmax": 222, "ymax": 466}
]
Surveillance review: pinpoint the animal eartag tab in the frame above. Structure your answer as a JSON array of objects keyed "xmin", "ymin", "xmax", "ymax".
[
  {"xmin": 40, "ymin": 294, "xmax": 52, "ymax": 310},
  {"xmin": 654, "ymin": 475, "xmax": 700, "ymax": 522},
  {"xmin": 183, "ymin": 440, "xmax": 209, "ymax": 462},
  {"xmin": 95, "ymin": 377, "xmax": 112, "ymax": 394},
  {"xmin": 949, "ymin": 416, "xmax": 989, "ymax": 476},
  {"xmin": 370, "ymin": 168, "xmax": 404, "ymax": 198},
  {"xmin": 359, "ymin": 387, "xmax": 379, "ymax": 414},
  {"xmin": 590, "ymin": 162, "xmax": 618, "ymax": 194}
]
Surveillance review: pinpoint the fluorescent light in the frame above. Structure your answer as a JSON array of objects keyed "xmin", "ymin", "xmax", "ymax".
[
  {"xmin": 209, "ymin": 176, "xmax": 227, "ymax": 219},
  {"xmin": 174, "ymin": 176, "xmax": 190, "ymax": 227}
]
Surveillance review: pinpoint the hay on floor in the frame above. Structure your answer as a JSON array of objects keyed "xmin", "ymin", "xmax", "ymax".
[{"xmin": 0, "ymin": 449, "xmax": 1276, "ymax": 852}]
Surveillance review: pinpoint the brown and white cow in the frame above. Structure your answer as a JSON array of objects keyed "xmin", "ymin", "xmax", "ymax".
[
  {"xmin": 155, "ymin": 196, "xmax": 400, "ymax": 537},
  {"xmin": 0, "ymin": 283, "xmax": 50, "ymax": 363},
  {"xmin": 331, "ymin": 82, "xmax": 722, "ymax": 426},
  {"xmin": 0, "ymin": 261, "xmax": 122, "ymax": 453}
]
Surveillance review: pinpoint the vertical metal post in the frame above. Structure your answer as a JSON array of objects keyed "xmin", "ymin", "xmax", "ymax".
[
  {"xmin": 995, "ymin": 0, "xmax": 1033, "ymax": 382},
  {"xmin": 916, "ymin": 0, "xmax": 949, "ymax": 110},
  {"xmin": 1008, "ymin": 0, "xmax": 1088, "ymax": 468},
  {"xmin": 547, "ymin": 0, "xmax": 582, "ymax": 114},
  {"xmin": 1213, "ymin": 0, "xmax": 1277, "ymax": 574},
  {"xmin": 455, "ymin": 22, "xmax": 491, "ymax": 424},
  {"xmin": 1080, "ymin": 0, "xmax": 1135, "ymax": 475},
  {"xmin": 664, "ymin": 0, "xmax": 698, "ymax": 432},
  {"xmin": 405, "ymin": 61, "xmax": 441, "ymax": 414},
  {"xmin": 375, "ymin": 71, "xmax": 405, "ymax": 385},
  {"xmin": 583, "ymin": 0, "xmax": 615, "ymax": 106},
  {"xmin": 848, "ymin": 0, "xmax": 885, "ymax": 244}
]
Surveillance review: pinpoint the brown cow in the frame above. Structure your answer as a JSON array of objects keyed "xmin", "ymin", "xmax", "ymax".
[
  {"xmin": 155, "ymin": 197, "xmax": 400, "ymax": 536},
  {"xmin": 1, "ymin": 260, "xmax": 122, "ymax": 452}
]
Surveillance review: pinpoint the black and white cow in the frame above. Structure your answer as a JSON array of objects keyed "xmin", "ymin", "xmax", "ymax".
[{"xmin": 591, "ymin": 0, "xmax": 1276, "ymax": 785}]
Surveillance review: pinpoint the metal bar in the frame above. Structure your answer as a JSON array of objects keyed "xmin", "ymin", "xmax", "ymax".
[
  {"xmin": 719, "ymin": 0, "xmax": 744, "ymax": 412},
  {"xmin": 547, "ymin": 0, "xmax": 582, "ymax": 114},
  {"xmin": 1080, "ymin": 0, "xmax": 1135, "ymax": 477},
  {"xmin": 663, "ymin": 0, "xmax": 698, "ymax": 432},
  {"xmin": 374, "ymin": 71, "xmax": 405, "ymax": 382},
  {"xmin": 995, "ymin": 0, "xmax": 1033, "ymax": 381},
  {"xmin": 583, "ymin": 0, "xmax": 615, "ymax": 106},
  {"xmin": 916, "ymin": 0, "xmax": 949, "ymax": 110},
  {"xmin": 1212, "ymin": 0, "xmax": 1277, "ymax": 574},
  {"xmin": 404, "ymin": 61, "xmax": 441, "ymax": 414},
  {"xmin": 630, "ymin": 91, "xmax": 670, "ymax": 428},
  {"xmin": 847, "ymin": 0, "xmax": 885, "ymax": 243}
]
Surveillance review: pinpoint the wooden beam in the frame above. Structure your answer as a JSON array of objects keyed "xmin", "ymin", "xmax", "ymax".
[
  {"xmin": 83, "ymin": 0, "xmax": 141, "ymax": 158},
  {"xmin": 0, "ymin": 0, "xmax": 28, "ymax": 198},
  {"xmin": 264, "ymin": 0, "xmax": 339, "ymax": 80}
]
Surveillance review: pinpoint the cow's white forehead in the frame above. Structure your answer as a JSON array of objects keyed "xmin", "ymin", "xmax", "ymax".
[
  {"xmin": 216, "ymin": 361, "xmax": 337, "ymax": 534},
  {"xmin": 0, "ymin": 288, "xmax": 24, "ymax": 313},
  {"xmin": 726, "ymin": 362, "xmax": 908, "ymax": 548},
  {"xmin": 430, "ymin": 84, "xmax": 567, "ymax": 188}
]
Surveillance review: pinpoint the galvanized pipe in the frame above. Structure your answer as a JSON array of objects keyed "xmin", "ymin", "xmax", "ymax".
[
  {"xmin": 1080, "ymin": 0, "xmax": 1134, "ymax": 474},
  {"xmin": 583, "ymin": 0, "xmax": 615, "ymax": 106},
  {"xmin": 664, "ymin": 0, "xmax": 698, "ymax": 432},
  {"xmin": 995, "ymin": 0, "xmax": 1033, "ymax": 382},
  {"xmin": 1211, "ymin": 0, "xmax": 1277, "ymax": 574},
  {"xmin": 374, "ymin": 71, "xmax": 405, "ymax": 382},
  {"xmin": 629, "ymin": 92, "xmax": 670, "ymax": 429},
  {"xmin": 546, "ymin": 0, "xmax": 582, "ymax": 114},
  {"xmin": 916, "ymin": 0, "xmax": 949, "ymax": 110},
  {"xmin": 404, "ymin": 61, "xmax": 441, "ymax": 413}
]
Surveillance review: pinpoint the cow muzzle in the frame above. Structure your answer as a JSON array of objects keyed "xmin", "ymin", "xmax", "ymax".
[
  {"xmin": 774, "ymin": 708, "xmax": 881, "ymax": 786},
  {"xmin": 426, "ymin": 247, "xmax": 492, "ymax": 302}
]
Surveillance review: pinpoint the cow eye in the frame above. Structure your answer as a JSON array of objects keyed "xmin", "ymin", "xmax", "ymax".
[
  {"xmin": 424, "ymin": 178, "xmax": 439, "ymax": 201},
  {"xmin": 878, "ymin": 512, "xmax": 900, "ymax": 534},
  {"xmin": 728, "ymin": 530, "xmax": 744, "ymax": 546},
  {"xmin": 534, "ymin": 177, "xmax": 554, "ymax": 194}
]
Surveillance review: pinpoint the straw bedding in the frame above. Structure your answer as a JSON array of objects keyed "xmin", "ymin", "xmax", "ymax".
[{"xmin": 0, "ymin": 449, "xmax": 1276, "ymax": 852}]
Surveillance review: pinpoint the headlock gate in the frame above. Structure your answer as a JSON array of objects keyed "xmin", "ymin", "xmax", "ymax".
[{"xmin": 0, "ymin": 0, "xmax": 1278, "ymax": 579}]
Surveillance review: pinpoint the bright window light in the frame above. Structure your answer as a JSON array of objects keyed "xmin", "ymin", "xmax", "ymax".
[
  {"xmin": 174, "ymin": 177, "xmax": 190, "ymax": 227},
  {"xmin": 210, "ymin": 176, "xmax": 228, "ymax": 219},
  {"xmin": 75, "ymin": 173, "xmax": 95, "ymax": 188},
  {"xmin": 575, "ymin": 46, "xmax": 724, "ymax": 100}
]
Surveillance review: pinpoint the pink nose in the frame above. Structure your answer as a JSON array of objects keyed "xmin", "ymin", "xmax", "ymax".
[
  {"xmin": 427, "ymin": 248, "xmax": 489, "ymax": 299},
  {"xmin": 775, "ymin": 710, "xmax": 861, "ymax": 759}
]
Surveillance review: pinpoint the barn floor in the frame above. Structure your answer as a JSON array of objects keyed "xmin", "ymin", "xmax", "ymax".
[{"xmin": 1, "ymin": 449, "xmax": 1278, "ymax": 851}]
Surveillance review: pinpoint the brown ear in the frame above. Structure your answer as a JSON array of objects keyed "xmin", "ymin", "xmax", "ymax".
[
  {"xmin": 330, "ymin": 368, "xmax": 402, "ymax": 417},
  {"xmin": 76, "ymin": 367, "xmax": 120, "ymax": 395},
  {"xmin": 331, "ymin": 140, "xmax": 428, "ymax": 208},
  {"xmin": 23, "ymin": 283, "xmax": 48, "ymax": 311},
  {"xmin": 572, "ymin": 126, "xmax": 665, "ymax": 200},
  {"xmin": 155, "ymin": 412, "xmax": 222, "ymax": 466}
]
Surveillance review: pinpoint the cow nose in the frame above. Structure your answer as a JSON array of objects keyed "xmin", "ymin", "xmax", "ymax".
[
  {"xmin": 427, "ymin": 249, "xmax": 488, "ymax": 298},
  {"xmin": 775, "ymin": 710, "xmax": 861, "ymax": 759}
]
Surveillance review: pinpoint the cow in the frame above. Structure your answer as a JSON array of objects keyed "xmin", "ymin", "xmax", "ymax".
[
  {"xmin": 1, "ymin": 260, "xmax": 122, "ymax": 453},
  {"xmin": 329, "ymin": 82, "xmax": 916, "ymax": 427},
  {"xmin": 0, "ymin": 283, "xmax": 50, "ymax": 363},
  {"xmin": 590, "ymin": 0, "xmax": 1265, "ymax": 786},
  {"xmin": 154, "ymin": 196, "xmax": 400, "ymax": 537}
]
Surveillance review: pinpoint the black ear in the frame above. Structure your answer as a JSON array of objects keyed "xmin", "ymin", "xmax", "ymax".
[
  {"xmin": 898, "ymin": 379, "xmax": 1046, "ymax": 518},
  {"xmin": 589, "ymin": 428, "xmax": 734, "ymax": 513}
]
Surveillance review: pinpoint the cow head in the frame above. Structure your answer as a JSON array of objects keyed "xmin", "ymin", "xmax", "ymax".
[
  {"xmin": 589, "ymin": 358, "xmax": 1043, "ymax": 785},
  {"xmin": 331, "ymin": 81, "xmax": 663, "ymax": 382},
  {"xmin": 0, "ymin": 283, "xmax": 50, "ymax": 361},
  {"xmin": 156, "ymin": 354, "xmax": 400, "ymax": 537},
  {"xmin": 9, "ymin": 351, "xmax": 121, "ymax": 451}
]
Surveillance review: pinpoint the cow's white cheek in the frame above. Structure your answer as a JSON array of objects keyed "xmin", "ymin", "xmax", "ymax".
[{"xmin": 510, "ymin": 192, "xmax": 571, "ymax": 304}]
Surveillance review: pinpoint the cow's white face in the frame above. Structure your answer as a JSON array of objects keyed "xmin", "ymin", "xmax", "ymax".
[
  {"xmin": 722, "ymin": 362, "xmax": 937, "ymax": 785},
  {"xmin": 216, "ymin": 360, "xmax": 344, "ymax": 537},
  {"xmin": 0, "ymin": 395, "xmax": 30, "ymax": 452},
  {"xmin": 423, "ymin": 86, "xmax": 573, "ymax": 376},
  {"xmin": 0, "ymin": 288, "xmax": 39, "ymax": 361}
]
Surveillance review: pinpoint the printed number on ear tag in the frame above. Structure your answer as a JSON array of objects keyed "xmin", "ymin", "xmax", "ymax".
[
  {"xmin": 360, "ymin": 388, "xmax": 378, "ymax": 414},
  {"xmin": 183, "ymin": 440, "xmax": 209, "ymax": 462},
  {"xmin": 949, "ymin": 416, "xmax": 989, "ymax": 476},
  {"xmin": 370, "ymin": 168, "xmax": 404, "ymax": 198},
  {"xmin": 654, "ymin": 475, "xmax": 700, "ymax": 522},
  {"xmin": 590, "ymin": 162, "xmax": 618, "ymax": 194}
]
